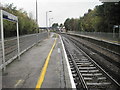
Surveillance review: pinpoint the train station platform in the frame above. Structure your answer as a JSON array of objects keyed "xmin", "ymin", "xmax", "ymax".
[
  {"xmin": 65, "ymin": 32, "xmax": 120, "ymax": 54},
  {"xmin": 67, "ymin": 32, "xmax": 120, "ymax": 45},
  {"xmin": 2, "ymin": 33, "xmax": 73, "ymax": 89}
]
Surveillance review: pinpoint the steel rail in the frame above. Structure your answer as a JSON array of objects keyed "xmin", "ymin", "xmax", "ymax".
[
  {"xmin": 62, "ymin": 35, "xmax": 120, "ymax": 90},
  {"xmin": 68, "ymin": 36, "xmax": 120, "ymax": 87},
  {"xmin": 65, "ymin": 45, "xmax": 88, "ymax": 90}
]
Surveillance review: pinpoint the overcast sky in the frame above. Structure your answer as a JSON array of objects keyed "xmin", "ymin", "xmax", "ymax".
[{"xmin": 1, "ymin": 0, "xmax": 102, "ymax": 27}]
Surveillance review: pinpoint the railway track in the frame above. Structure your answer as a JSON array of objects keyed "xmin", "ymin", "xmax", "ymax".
[
  {"xmin": 62, "ymin": 36, "xmax": 120, "ymax": 90},
  {"xmin": 67, "ymin": 35, "xmax": 120, "ymax": 68}
]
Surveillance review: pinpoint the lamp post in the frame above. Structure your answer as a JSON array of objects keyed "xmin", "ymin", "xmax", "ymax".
[
  {"xmin": 46, "ymin": 11, "xmax": 52, "ymax": 37},
  {"xmin": 49, "ymin": 18, "xmax": 53, "ymax": 27},
  {"xmin": 36, "ymin": 0, "xmax": 39, "ymax": 44},
  {"xmin": 46, "ymin": 11, "xmax": 52, "ymax": 28}
]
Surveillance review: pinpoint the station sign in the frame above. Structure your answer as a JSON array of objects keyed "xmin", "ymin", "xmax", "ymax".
[
  {"xmin": 2, "ymin": 10, "xmax": 18, "ymax": 22},
  {"xmin": 0, "ymin": 10, "xmax": 20, "ymax": 71}
]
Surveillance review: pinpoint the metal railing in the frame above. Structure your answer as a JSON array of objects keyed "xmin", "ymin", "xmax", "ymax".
[
  {"xmin": 0, "ymin": 43, "xmax": 2, "ymax": 68},
  {"xmin": 0, "ymin": 32, "xmax": 48, "ymax": 69}
]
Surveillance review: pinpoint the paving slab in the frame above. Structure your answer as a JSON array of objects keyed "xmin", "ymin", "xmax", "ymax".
[{"xmin": 41, "ymin": 35, "xmax": 72, "ymax": 88}]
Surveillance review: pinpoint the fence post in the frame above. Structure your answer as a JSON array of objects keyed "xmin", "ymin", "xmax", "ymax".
[{"xmin": 0, "ymin": 10, "xmax": 6, "ymax": 71}]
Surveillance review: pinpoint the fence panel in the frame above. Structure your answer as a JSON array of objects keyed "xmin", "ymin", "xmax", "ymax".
[
  {"xmin": 0, "ymin": 41, "xmax": 2, "ymax": 68},
  {"xmin": 68, "ymin": 31, "xmax": 120, "ymax": 42},
  {"xmin": 0, "ymin": 32, "xmax": 48, "ymax": 69}
]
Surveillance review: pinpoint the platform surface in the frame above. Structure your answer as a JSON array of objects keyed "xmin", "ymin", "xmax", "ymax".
[{"xmin": 2, "ymin": 33, "xmax": 72, "ymax": 89}]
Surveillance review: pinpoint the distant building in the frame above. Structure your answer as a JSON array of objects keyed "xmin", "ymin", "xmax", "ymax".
[{"xmin": 99, "ymin": 0, "xmax": 120, "ymax": 2}]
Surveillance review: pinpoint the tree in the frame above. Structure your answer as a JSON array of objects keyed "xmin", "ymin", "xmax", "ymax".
[
  {"xmin": 59, "ymin": 23, "xmax": 64, "ymax": 28},
  {"xmin": 64, "ymin": 2, "xmax": 120, "ymax": 33},
  {"xmin": 3, "ymin": 3, "xmax": 38, "ymax": 37},
  {"xmin": 52, "ymin": 23, "xmax": 58, "ymax": 28},
  {"xmin": 103, "ymin": 2, "xmax": 120, "ymax": 32},
  {"xmin": 64, "ymin": 18, "xmax": 70, "ymax": 32}
]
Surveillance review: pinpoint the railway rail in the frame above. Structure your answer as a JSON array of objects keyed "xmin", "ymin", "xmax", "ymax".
[
  {"xmin": 61, "ymin": 34, "xmax": 120, "ymax": 83},
  {"xmin": 61, "ymin": 35, "xmax": 120, "ymax": 90}
]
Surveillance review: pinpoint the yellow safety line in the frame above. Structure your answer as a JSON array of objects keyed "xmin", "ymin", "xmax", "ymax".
[
  {"xmin": 101, "ymin": 38, "xmax": 120, "ymax": 44},
  {"xmin": 35, "ymin": 37, "xmax": 57, "ymax": 90}
]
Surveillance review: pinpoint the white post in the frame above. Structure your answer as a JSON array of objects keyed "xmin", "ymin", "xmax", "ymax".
[
  {"xmin": 0, "ymin": 10, "xmax": 6, "ymax": 71},
  {"xmin": 16, "ymin": 21, "xmax": 20, "ymax": 60}
]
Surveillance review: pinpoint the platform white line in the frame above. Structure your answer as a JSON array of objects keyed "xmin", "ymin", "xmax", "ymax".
[
  {"xmin": 58, "ymin": 48, "xmax": 61, "ymax": 53},
  {"xmin": 59, "ymin": 35, "xmax": 76, "ymax": 89},
  {"xmin": 14, "ymin": 79, "xmax": 24, "ymax": 88}
]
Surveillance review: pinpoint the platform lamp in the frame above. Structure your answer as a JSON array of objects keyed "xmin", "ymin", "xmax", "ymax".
[
  {"xmin": 36, "ymin": 0, "xmax": 39, "ymax": 44},
  {"xmin": 46, "ymin": 11, "xmax": 52, "ymax": 37}
]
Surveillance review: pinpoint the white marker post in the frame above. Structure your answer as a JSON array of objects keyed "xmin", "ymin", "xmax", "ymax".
[{"xmin": 0, "ymin": 10, "xmax": 20, "ymax": 71}]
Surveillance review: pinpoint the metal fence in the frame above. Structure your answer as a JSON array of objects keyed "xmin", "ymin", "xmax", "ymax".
[
  {"xmin": 0, "ymin": 41, "xmax": 2, "ymax": 68},
  {"xmin": 0, "ymin": 32, "xmax": 48, "ymax": 69},
  {"xmin": 68, "ymin": 31, "xmax": 120, "ymax": 42}
]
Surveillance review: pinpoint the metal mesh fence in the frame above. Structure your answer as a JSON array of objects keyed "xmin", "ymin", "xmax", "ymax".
[
  {"xmin": 0, "ymin": 39, "xmax": 2, "ymax": 69},
  {"xmin": 19, "ymin": 32, "xmax": 48, "ymax": 52},
  {"xmin": 0, "ymin": 12, "xmax": 2, "ymax": 68},
  {"xmin": 4, "ymin": 37, "xmax": 18, "ymax": 62},
  {"xmin": 0, "ymin": 30, "xmax": 2, "ymax": 69},
  {"xmin": 0, "ymin": 16, "xmax": 2, "ymax": 89},
  {"xmin": 0, "ymin": 32, "xmax": 48, "ymax": 69}
]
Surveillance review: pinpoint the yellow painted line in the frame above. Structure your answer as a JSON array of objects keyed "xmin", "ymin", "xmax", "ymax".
[
  {"xmin": 35, "ymin": 38, "xmax": 57, "ymax": 90},
  {"xmin": 101, "ymin": 39, "xmax": 120, "ymax": 43},
  {"xmin": 111, "ymin": 41, "xmax": 120, "ymax": 43}
]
